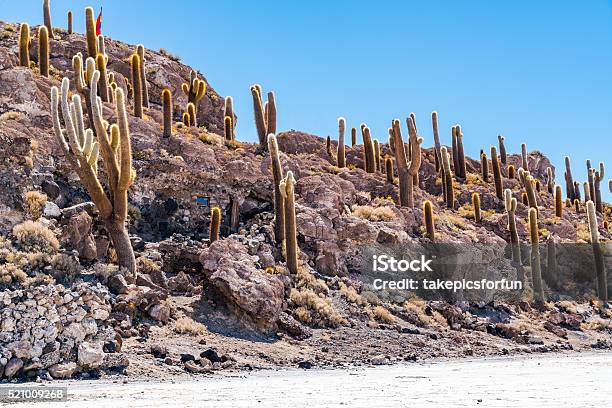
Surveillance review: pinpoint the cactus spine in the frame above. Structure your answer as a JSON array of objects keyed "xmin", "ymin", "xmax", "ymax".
[
  {"xmin": 586, "ymin": 200, "xmax": 608, "ymax": 302},
  {"xmin": 337, "ymin": 117, "xmax": 346, "ymax": 168},
  {"xmin": 392, "ymin": 118, "xmax": 421, "ymax": 208},
  {"xmin": 130, "ymin": 53, "xmax": 143, "ymax": 118},
  {"xmin": 508, "ymin": 164, "xmax": 515, "ymax": 179},
  {"xmin": 431, "ymin": 111, "xmax": 442, "ymax": 172},
  {"xmin": 490, "ymin": 146, "xmax": 503, "ymax": 199},
  {"xmin": 67, "ymin": 10, "xmax": 72, "ymax": 34},
  {"xmin": 385, "ymin": 157, "xmax": 394, "ymax": 183},
  {"xmin": 521, "ymin": 143, "xmax": 528, "ymax": 171},
  {"xmin": 85, "ymin": 7, "xmax": 97, "ymax": 58},
  {"xmin": 224, "ymin": 116, "xmax": 234, "ymax": 142},
  {"xmin": 187, "ymin": 103, "xmax": 196, "ymax": 127},
  {"xmin": 224, "ymin": 96, "xmax": 234, "ymax": 128},
  {"xmin": 554, "ymin": 184, "xmax": 563, "ymax": 217},
  {"xmin": 38, "ymin": 26, "xmax": 49, "ymax": 78},
  {"xmin": 281, "ymin": 171, "xmax": 298, "ymax": 275},
  {"xmin": 504, "ymin": 189, "xmax": 523, "ymax": 282},
  {"xmin": 50, "ymin": 73, "xmax": 136, "ymax": 272},
  {"xmin": 136, "ymin": 45, "xmax": 149, "ymax": 108},
  {"xmin": 528, "ymin": 207, "xmax": 545, "ymax": 302},
  {"xmin": 95, "ymin": 53, "xmax": 109, "ymax": 102},
  {"xmin": 161, "ymin": 88, "xmax": 172, "ymax": 138},
  {"xmin": 210, "ymin": 207, "xmax": 221, "ymax": 244},
  {"xmin": 19, "ymin": 23, "xmax": 30, "ymax": 67},
  {"xmin": 472, "ymin": 192, "xmax": 481, "ymax": 222},
  {"xmin": 423, "ymin": 200, "xmax": 435, "ymax": 241},
  {"xmin": 440, "ymin": 146, "xmax": 454, "ymax": 208},
  {"xmin": 268, "ymin": 134, "xmax": 285, "ymax": 244},
  {"xmin": 362, "ymin": 126, "xmax": 376, "ymax": 173},
  {"xmin": 43, "ymin": 0, "xmax": 53, "ymax": 39}
]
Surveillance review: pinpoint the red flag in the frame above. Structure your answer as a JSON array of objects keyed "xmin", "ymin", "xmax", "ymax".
[{"xmin": 95, "ymin": 8, "xmax": 102, "ymax": 36}]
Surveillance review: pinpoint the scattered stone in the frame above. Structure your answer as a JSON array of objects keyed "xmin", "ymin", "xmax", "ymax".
[
  {"xmin": 148, "ymin": 303, "xmax": 171, "ymax": 323},
  {"xmin": 200, "ymin": 348, "xmax": 224, "ymax": 363},
  {"xmin": 180, "ymin": 353, "xmax": 196, "ymax": 363},
  {"xmin": 3, "ymin": 357, "xmax": 23, "ymax": 378},
  {"xmin": 370, "ymin": 355, "xmax": 388, "ymax": 365},
  {"xmin": 48, "ymin": 362, "xmax": 77, "ymax": 379},
  {"xmin": 43, "ymin": 201, "xmax": 61, "ymax": 218},
  {"xmin": 151, "ymin": 344, "xmax": 168, "ymax": 359},
  {"xmin": 297, "ymin": 361, "xmax": 312, "ymax": 369},
  {"xmin": 78, "ymin": 342, "xmax": 105, "ymax": 369},
  {"xmin": 108, "ymin": 274, "xmax": 129, "ymax": 295},
  {"xmin": 278, "ymin": 312, "xmax": 312, "ymax": 340}
]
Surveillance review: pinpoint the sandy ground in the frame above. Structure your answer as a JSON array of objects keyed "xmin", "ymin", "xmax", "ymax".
[{"xmin": 2, "ymin": 352, "xmax": 610, "ymax": 407}]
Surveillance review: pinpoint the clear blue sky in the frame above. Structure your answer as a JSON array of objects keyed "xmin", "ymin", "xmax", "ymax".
[{"xmin": 2, "ymin": 0, "xmax": 611, "ymax": 200}]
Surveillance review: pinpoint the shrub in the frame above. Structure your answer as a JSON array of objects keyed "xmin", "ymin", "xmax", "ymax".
[
  {"xmin": 12, "ymin": 221, "xmax": 59, "ymax": 253},
  {"xmin": 0, "ymin": 263, "xmax": 27, "ymax": 284},
  {"xmin": 174, "ymin": 317, "xmax": 206, "ymax": 335},
  {"xmin": 24, "ymin": 191, "xmax": 47, "ymax": 219},
  {"xmin": 372, "ymin": 306, "xmax": 395, "ymax": 324},
  {"xmin": 339, "ymin": 282, "xmax": 368, "ymax": 306},
  {"xmin": 290, "ymin": 288, "xmax": 344, "ymax": 328},
  {"xmin": 50, "ymin": 253, "xmax": 81, "ymax": 283},
  {"xmin": 352, "ymin": 205, "xmax": 396, "ymax": 221}
]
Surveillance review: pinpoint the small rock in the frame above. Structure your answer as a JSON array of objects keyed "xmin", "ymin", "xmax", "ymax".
[
  {"xmin": 48, "ymin": 362, "xmax": 77, "ymax": 379},
  {"xmin": 151, "ymin": 344, "xmax": 168, "ymax": 359},
  {"xmin": 78, "ymin": 342, "xmax": 105, "ymax": 369},
  {"xmin": 41, "ymin": 179, "xmax": 61, "ymax": 199},
  {"xmin": 3, "ymin": 358, "xmax": 24, "ymax": 378},
  {"xmin": 370, "ymin": 355, "xmax": 388, "ymax": 366},
  {"xmin": 108, "ymin": 274, "xmax": 129, "ymax": 295},
  {"xmin": 43, "ymin": 201, "xmax": 61, "ymax": 218},
  {"xmin": 184, "ymin": 360, "xmax": 204, "ymax": 373},
  {"xmin": 200, "ymin": 348, "xmax": 224, "ymax": 363},
  {"xmin": 148, "ymin": 303, "xmax": 170, "ymax": 323},
  {"xmin": 297, "ymin": 361, "xmax": 312, "ymax": 369},
  {"xmin": 180, "ymin": 353, "xmax": 196, "ymax": 363}
]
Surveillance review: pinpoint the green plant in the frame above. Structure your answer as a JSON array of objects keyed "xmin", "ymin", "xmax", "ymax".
[
  {"xmin": 18, "ymin": 23, "xmax": 30, "ymax": 67},
  {"xmin": 250, "ymin": 85, "xmax": 276, "ymax": 149},
  {"xmin": 85, "ymin": 7, "xmax": 97, "ymax": 58},
  {"xmin": 554, "ymin": 184, "xmax": 563, "ymax": 217},
  {"xmin": 521, "ymin": 143, "xmax": 529, "ymax": 171},
  {"xmin": 67, "ymin": 10, "xmax": 72, "ymax": 34},
  {"xmin": 431, "ymin": 111, "xmax": 442, "ymax": 172},
  {"xmin": 440, "ymin": 146, "xmax": 454, "ymax": 208},
  {"xmin": 423, "ymin": 200, "xmax": 435, "ymax": 241},
  {"xmin": 224, "ymin": 116, "xmax": 234, "ymax": 141},
  {"xmin": 183, "ymin": 70, "xmax": 206, "ymax": 108},
  {"xmin": 50, "ymin": 72, "xmax": 137, "ymax": 272},
  {"xmin": 268, "ymin": 134, "xmax": 285, "ymax": 244},
  {"xmin": 210, "ymin": 207, "xmax": 221, "ymax": 244},
  {"xmin": 95, "ymin": 53, "xmax": 109, "ymax": 102},
  {"xmin": 38, "ymin": 26, "xmax": 49, "ymax": 78},
  {"xmin": 564, "ymin": 156, "xmax": 575, "ymax": 201},
  {"xmin": 337, "ymin": 117, "xmax": 346, "ymax": 168},
  {"xmin": 385, "ymin": 157, "xmax": 394, "ymax": 183},
  {"xmin": 43, "ymin": 0, "xmax": 53, "ymax": 38},
  {"xmin": 136, "ymin": 45, "xmax": 149, "ymax": 108},
  {"xmin": 490, "ymin": 146, "xmax": 503, "ymax": 199},
  {"xmin": 186, "ymin": 102, "xmax": 196, "ymax": 126},
  {"xmin": 472, "ymin": 192, "xmax": 481, "ymax": 222},
  {"xmin": 480, "ymin": 152, "xmax": 488, "ymax": 181},
  {"xmin": 392, "ymin": 118, "xmax": 421, "ymax": 208},
  {"xmin": 97, "ymin": 35, "xmax": 107, "ymax": 61},
  {"xmin": 586, "ymin": 200, "xmax": 608, "ymax": 302},
  {"xmin": 281, "ymin": 171, "xmax": 298, "ymax": 275},
  {"xmin": 162, "ymin": 88, "xmax": 172, "ymax": 137},
  {"xmin": 72, "ymin": 53, "xmax": 85, "ymax": 92},
  {"xmin": 130, "ymin": 53, "xmax": 143, "ymax": 118},
  {"xmin": 528, "ymin": 207, "xmax": 545, "ymax": 302}
]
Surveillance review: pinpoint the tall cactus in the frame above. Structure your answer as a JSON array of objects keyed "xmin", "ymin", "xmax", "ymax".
[
  {"xmin": 385, "ymin": 157, "xmax": 394, "ymax": 183},
  {"xmin": 564, "ymin": 156, "xmax": 575, "ymax": 201},
  {"xmin": 85, "ymin": 7, "xmax": 97, "ymax": 58},
  {"xmin": 392, "ymin": 118, "xmax": 421, "ymax": 208},
  {"xmin": 67, "ymin": 11, "xmax": 72, "ymax": 34},
  {"xmin": 451, "ymin": 125, "xmax": 459, "ymax": 173},
  {"xmin": 431, "ymin": 111, "xmax": 442, "ymax": 172},
  {"xmin": 224, "ymin": 116, "xmax": 234, "ymax": 142},
  {"xmin": 38, "ymin": 26, "xmax": 49, "ymax": 78},
  {"xmin": 472, "ymin": 192, "xmax": 481, "ymax": 222},
  {"xmin": 423, "ymin": 200, "xmax": 435, "ymax": 241},
  {"xmin": 440, "ymin": 146, "xmax": 454, "ymax": 208},
  {"xmin": 280, "ymin": 171, "xmax": 298, "ymax": 275},
  {"xmin": 95, "ymin": 53, "xmax": 109, "ymax": 102},
  {"xmin": 498, "ymin": 135, "xmax": 507, "ymax": 170},
  {"xmin": 490, "ymin": 146, "xmax": 503, "ymax": 199},
  {"xmin": 183, "ymin": 70, "xmax": 207, "ymax": 107},
  {"xmin": 210, "ymin": 207, "xmax": 221, "ymax": 244},
  {"xmin": 187, "ymin": 103, "xmax": 196, "ymax": 127},
  {"xmin": 362, "ymin": 126, "xmax": 376, "ymax": 173},
  {"xmin": 43, "ymin": 0, "xmax": 53, "ymax": 39},
  {"xmin": 594, "ymin": 162, "xmax": 604, "ymax": 213},
  {"xmin": 480, "ymin": 152, "xmax": 489, "ymax": 181},
  {"xmin": 521, "ymin": 143, "xmax": 529, "ymax": 171},
  {"xmin": 586, "ymin": 200, "xmax": 608, "ymax": 302},
  {"xmin": 337, "ymin": 117, "xmax": 346, "ymax": 168},
  {"xmin": 50, "ymin": 73, "xmax": 136, "ymax": 272},
  {"xmin": 19, "ymin": 23, "xmax": 30, "ymax": 67},
  {"xmin": 554, "ymin": 184, "xmax": 563, "ymax": 217},
  {"xmin": 588, "ymin": 168, "xmax": 596, "ymax": 210},
  {"xmin": 224, "ymin": 96, "xmax": 234, "ymax": 127},
  {"xmin": 584, "ymin": 181, "xmax": 591, "ymax": 202},
  {"xmin": 520, "ymin": 171, "xmax": 538, "ymax": 212},
  {"xmin": 351, "ymin": 127, "xmax": 357, "ymax": 147},
  {"xmin": 250, "ymin": 85, "xmax": 276, "ymax": 149},
  {"xmin": 161, "ymin": 88, "xmax": 172, "ymax": 138},
  {"xmin": 136, "ymin": 45, "xmax": 149, "ymax": 108},
  {"xmin": 529, "ymin": 208, "xmax": 545, "ymax": 302},
  {"xmin": 268, "ymin": 134, "xmax": 285, "ymax": 244},
  {"xmin": 326, "ymin": 136, "xmax": 333, "ymax": 158},
  {"xmin": 505, "ymin": 189, "xmax": 523, "ymax": 283},
  {"xmin": 546, "ymin": 167, "xmax": 555, "ymax": 194},
  {"xmin": 508, "ymin": 164, "xmax": 515, "ymax": 179},
  {"xmin": 130, "ymin": 53, "xmax": 143, "ymax": 118},
  {"xmin": 455, "ymin": 124, "xmax": 466, "ymax": 180}
]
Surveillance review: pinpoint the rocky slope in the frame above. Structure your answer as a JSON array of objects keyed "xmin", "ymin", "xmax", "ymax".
[{"xmin": 0, "ymin": 20, "xmax": 611, "ymax": 382}]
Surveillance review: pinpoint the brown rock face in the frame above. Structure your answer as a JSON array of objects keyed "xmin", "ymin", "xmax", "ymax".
[
  {"xmin": 62, "ymin": 210, "xmax": 97, "ymax": 260},
  {"xmin": 200, "ymin": 239, "xmax": 285, "ymax": 331}
]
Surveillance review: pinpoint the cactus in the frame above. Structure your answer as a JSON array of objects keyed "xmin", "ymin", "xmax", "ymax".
[
  {"xmin": 18, "ymin": 23, "xmax": 30, "ymax": 67},
  {"xmin": 574, "ymin": 199, "xmax": 580, "ymax": 213},
  {"xmin": 182, "ymin": 70, "xmax": 206, "ymax": 114},
  {"xmin": 520, "ymin": 171, "xmax": 538, "ymax": 212},
  {"xmin": 281, "ymin": 171, "xmax": 298, "ymax": 275},
  {"xmin": 67, "ymin": 10, "xmax": 72, "ymax": 34},
  {"xmin": 351, "ymin": 127, "xmax": 357, "ymax": 147},
  {"xmin": 95, "ymin": 53, "xmax": 109, "ymax": 102},
  {"xmin": 472, "ymin": 192, "xmax": 481, "ymax": 222},
  {"xmin": 554, "ymin": 184, "xmax": 563, "ymax": 217},
  {"xmin": 224, "ymin": 116, "xmax": 234, "ymax": 142},
  {"xmin": 43, "ymin": 0, "xmax": 53, "ymax": 39},
  {"xmin": 130, "ymin": 53, "xmax": 143, "ymax": 118},
  {"xmin": 588, "ymin": 168, "xmax": 596, "ymax": 209},
  {"xmin": 182, "ymin": 112, "xmax": 190, "ymax": 126},
  {"xmin": 455, "ymin": 124, "xmax": 467, "ymax": 180},
  {"xmin": 583, "ymin": 181, "xmax": 591, "ymax": 202},
  {"xmin": 521, "ymin": 192, "xmax": 528, "ymax": 205},
  {"xmin": 528, "ymin": 207, "xmax": 545, "ymax": 302},
  {"xmin": 85, "ymin": 7, "xmax": 97, "ymax": 58},
  {"xmin": 387, "ymin": 127, "xmax": 395, "ymax": 156},
  {"xmin": 187, "ymin": 103, "xmax": 196, "ymax": 127},
  {"xmin": 431, "ymin": 111, "xmax": 442, "ymax": 172},
  {"xmin": 586, "ymin": 200, "xmax": 608, "ymax": 302},
  {"xmin": 423, "ymin": 200, "xmax": 435, "ymax": 241},
  {"xmin": 50, "ymin": 73, "xmax": 136, "ymax": 272},
  {"xmin": 573, "ymin": 181, "xmax": 581, "ymax": 202},
  {"xmin": 480, "ymin": 152, "xmax": 489, "ymax": 181},
  {"xmin": 564, "ymin": 156, "xmax": 575, "ymax": 201},
  {"xmin": 326, "ymin": 136, "xmax": 333, "ymax": 158},
  {"xmin": 136, "ymin": 45, "xmax": 149, "ymax": 108},
  {"xmin": 374, "ymin": 140, "xmax": 382, "ymax": 172},
  {"xmin": 594, "ymin": 162, "xmax": 604, "ymax": 213},
  {"xmin": 504, "ymin": 189, "xmax": 523, "ymax": 282},
  {"xmin": 392, "ymin": 118, "xmax": 422, "ymax": 208},
  {"xmin": 508, "ymin": 164, "xmax": 515, "ymax": 179},
  {"xmin": 250, "ymin": 85, "xmax": 277, "ymax": 149},
  {"xmin": 362, "ymin": 126, "xmax": 376, "ymax": 173},
  {"xmin": 224, "ymin": 96, "xmax": 234, "ymax": 128},
  {"xmin": 268, "ymin": 134, "xmax": 285, "ymax": 244},
  {"xmin": 490, "ymin": 146, "xmax": 503, "ymax": 199},
  {"xmin": 210, "ymin": 207, "xmax": 221, "ymax": 244},
  {"xmin": 451, "ymin": 125, "xmax": 459, "ymax": 173},
  {"xmin": 385, "ymin": 157, "xmax": 394, "ymax": 183},
  {"xmin": 498, "ymin": 135, "xmax": 507, "ymax": 169},
  {"xmin": 337, "ymin": 117, "xmax": 346, "ymax": 168},
  {"xmin": 161, "ymin": 88, "xmax": 172, "ymax": 138},
  {"xmin": 440, "ymin": 146, "xmax": 454, "ymax": 208},
  {"xmin": 609, "ymin": 179, "xmax": 612, "ymax": 193},
  {"xmin": 546, "ymin": 167, "xmax": 554, "ymax": 194},
  {"xmin": 97, "ymin": 35, "xmax": 107, "ymax": 62},
  {"xmin": 521, "ymin": 143, "xmax": 528, "ymax": 171},
  {"xmin": 38, "ymin": 26, "xmax": 49, "ymax": 78},
  {"xmin": 534, "ymin": 179, "xmax": 541, "ymax": 192}
]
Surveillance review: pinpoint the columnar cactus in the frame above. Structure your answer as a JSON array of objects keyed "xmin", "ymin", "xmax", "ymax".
[
  {"xmin": 182, "ymin": 112, "xmax": 190, "ymax": 126},
  {"xmin": 440, "ymin": 146, "xmax": 454, "ymax": 208},
  {"xmin": 490, "ymin": 146, "xmax": 503, "ymax": 199},
  {"xmin": 564, "ymin": 156, "xmax": 575, "ymax": 201},
  {"xmin": 573, "ymin": 181, "xmax": 581, "ymax": 201},
  {"xmin": 43, "ymin": 0, "xmax": 53, "ymax": 39},
  {"xmin": 280, "ymin": 171, "xmax": 298, "ymax": 275},
  {"xmin": 362, "ymin": 126, "xmax": 376, "ymax": 173},
  {"xmin": 224, "ymin": 96, "xmax": 234, "ymax": 128},
  {"xmin": 161, "ymin": 88, "xmax": 172, "ymax": 138},
  {"xmin": 455, "ymin": 125, "xmax": 467, "ymax": 180},
  {"xmin": 521, "ymin": 143, "xmax": 529, "ymax": 171},
  {"xmin": 385, "ymin": 157, "xmax": 394, "ymax": 183},
  {"xmin": 392, "ymin": 118, "xmax": 422, "ymax": 208},
  {"xmin": 95, "ymin": 53, "xmax": 109, "ymax": 102},
  {"xmin": 528, "ymin": 207, "xmax": 545, "ymax": 302},
  {"xmin": 387, "ymin": 127, "xmax": 395, "ymax": 156},
  {"xmin": 326, "ymin": 136, "xmax": 333, "ymax": 158},
  {"xmin": 498, "ymin": 135, "xmax": 507, "ymax": 170},
  {"xmin": 210, "ymin": 207, "xmax": 221, "ymax": 244},
  {"xmin": 224, "ymin": 116, "xmax": 234, "ymax": 142},
  {"xmin": 574, "ymin": 199, "xmax": 580, "ymax": 213},
  {"xmin": 594, "ymin": 162, "xmax": 604, "ymax": 213},
  {"xmin": 523, "ymin": 173, "xmax": 539, "ymax": 212},
  {"xmin": 505, "ymin": 189, "xmax": 522, "ymax": 282},
  {"xmin": 431, "ymin": 111, "xmax": 442, "ymax": 172},
  {"xmin": 19, "ymin": 23, "xmax": 30, "ymax": 67},
  {"xmin": 85, "ymin": 7, "xmax": 97, "ymax": 58},
  {"xmin": 187, "ymin": 103, "xmax": 196, "ymax": 127},
  {"xmin": 546, "ymin": 167, "xmax": 555, "ymax": 194},
  {"xmin": 136, "ymin": 45, "xmax": 149, "ymax": 108},
  {"xmin": 583, "ymin": 181, "xmax": 591, "ymax": 202},
  {"xmin": 38, "ymin": 26, "xmax": 49, "ymax": 78},
  {"xmin": 508, "ymin": 164, "xmax": 515, "ymax": 179},
  {"xmin": 588, "ymin": 168, "xmax": 596, "ymax": 209},
  {"xmin": 250, "ymin": 85, "xmax": 276, "ymax": 149},
  {"xmin": 351, "ymin": 127, "xmax": 357, "ymax": 147},
  {"xmin": 423, "ymin": 200, "xmax": 435, "ymax": 241},
  {"xmin": 97, "ymin": 35, "xmax": 106, "ymax": 61},
  {"xmin": 67, "ymin": 11, "xmax": 72, "ymax": 34},
  {"xmin": 374, "ymin": 140, "xmax": 381, "ymax": 172},
  {"xmin": 586, "ymin": 200, "xmax": 608, "ymax": 302},
  {"xmin": 337, "ymin": 117, "xmax": 346, "ymax": 168},
  {"xmin": 451, "ymin": 125, "xmax": 459, "ymax": 172},
  {"xmin": 480, "ymin": 152, "xmax": 488, "ymax": 181},
  {"xmin": 268, "ymin": 134, "xmax": 285, "ymax": 244},
  {"xmin": 472, "ymin": 192, "xmax": 481, "ymax": 222},
  {"xmin": 130, "ymin": 53, "xmax": 143, "ymax": 118},
  {"xmin": 554, "ymin": 184, "xmax": 563, "ymax": 217},
  {"xmin": 50, "ymin": 73, "xmax": 136, "ymax": 272}
]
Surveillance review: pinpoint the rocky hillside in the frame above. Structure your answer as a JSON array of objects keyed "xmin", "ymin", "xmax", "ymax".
[{"xmin": 0, "ymin": 18, "xmax": 611, "ymax": 382}]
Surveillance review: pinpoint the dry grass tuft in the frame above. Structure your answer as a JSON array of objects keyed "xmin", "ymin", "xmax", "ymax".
[
  {"xmin": 290, "ymin": 288, "xmax": 345, "ymax": 327},
  {"xmin": 352, "ymin": 205, "xmax": 396, "ymax": 221},
  {"xmin": 339, "ymin": 282, "xmax": 368, "ymax": 306},
  {"xmin": 12, "ymin": 221, "xmax": 59, "ymax": 253},
  {"xmin": 372, "ymin": 306, "xmax": 395, "ymax": 324},
  {"xmin": 174, "ymin": 317, "xmax": 206, "ymax": 335},
  {"xmin": 24, "ymin": 191, "xmax": 47, "ymax": 219}
]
